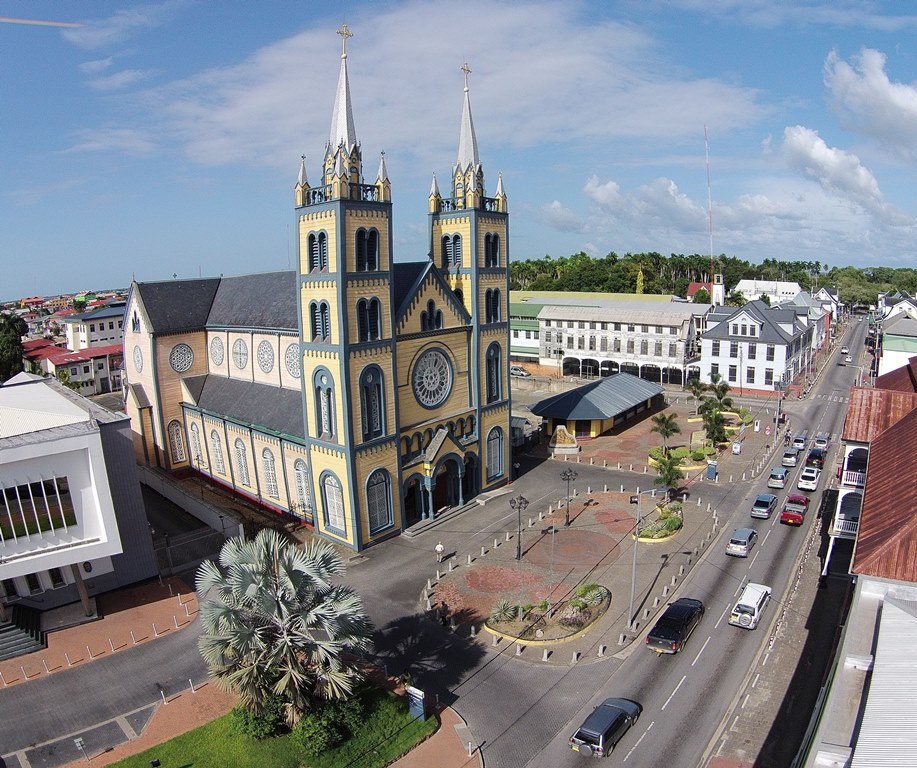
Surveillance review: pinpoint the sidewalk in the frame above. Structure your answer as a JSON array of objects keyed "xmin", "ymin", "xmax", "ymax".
[{"xmin": 1, "ymin": 576, "xmax": 478, "ymax": 768}]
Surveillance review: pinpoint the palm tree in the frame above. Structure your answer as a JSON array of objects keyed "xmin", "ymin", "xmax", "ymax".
[
  {"xmin": 686, "ymin": 377, "xmax": 706, "ymax": 415},
  {"xmin": 654, "ymin": 454, "xmax": 685, "ymax": 501},
  {"xmin": 706, "ymin": 373, "xmax": 733, "ymax": 411},
  {"xmin": 701, "ymin": 407, "xmax": 728, "ymax": 448},
  {"xmin": 650, "ymin": 412, "xmax": 681, "ymax": 457},
  {"xmin": 196, "ymin": 529, "xmax": 373, "ymax": 725}
]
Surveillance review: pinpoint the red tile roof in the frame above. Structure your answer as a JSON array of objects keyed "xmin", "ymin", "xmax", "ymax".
[
  {"xmin": 47, "ymin": 343, "xmax": 123, "ymax": 365},
  {"xmin": 874, "ymin": 355, "xmax": 917, "ymax": 393},
  {"xmin": 852, "ymin": 407, "xmax": 917, "ymax": 581},
  {"xmin": 687, "ymin": 281, "xmax": 712, "ymax": 298},
  {"xmin": 21, "ymin": 338, "xmax": 55, "ymax": 351},
  {"xmin": 842, "ymin": 387, "xmax": 917, "ymax": 443}
]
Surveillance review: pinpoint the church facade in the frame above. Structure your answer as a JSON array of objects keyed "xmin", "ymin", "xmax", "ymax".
[{"xmin": 122, "ymin": 30, "xmax": 511, "ymax": 550}]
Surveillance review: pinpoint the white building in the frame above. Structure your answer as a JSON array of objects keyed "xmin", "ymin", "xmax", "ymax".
[
  {"xmin": 537, "ymin": 301, "xmax": 709, "ymax": 385},
  {"xmin": 698, "ymin": 299, "xmax": 813, "ymax": 393},
  {"xmin": 0, "ymin": 373, "xmax": 156, "ymax": 629},
  {"xmin": 731, "ymin": 279, "xmax": 802, "ymax": 306},
  {"xmin": 62, "ymin": 303, "xmax": 126, "ymax": 352}
]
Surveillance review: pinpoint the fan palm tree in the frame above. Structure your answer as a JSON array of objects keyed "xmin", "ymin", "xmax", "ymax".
[
  {"xmin": 686, "ymin": 377, "xmax": 706, "ymax": 415},
  {"xmin": 196, "ymin": 529, "xmax": 373, "ymax": 725},
  {"xmin": 650, "ymin": 412, "xmax": 681, "ymax": 456}
]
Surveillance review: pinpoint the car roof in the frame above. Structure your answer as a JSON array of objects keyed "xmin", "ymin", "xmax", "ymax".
[
  {"xmin": 732, "ymin": 527, "xmax": 756, "ymax": 538},
  {"xmin": 786, "ymin": 494, "xmax": 808, "ymax": 504},
  {"xmin": 770, "ymin": 467, "xmax": 787, "ymax": 474},
  {"xmin": 801, "ymin": 466, "xmax": 820, "ymax": 475},
  {"xmin": 665, "ymin": 597, "xmax": 704, "ymax": 617},
  {"xmin": 755, "ymin": 493, "xmax": 777, "ymax": 502},
  {"xmin": 599, "ymin": 698, "xmax": 641, "ymax": 716}
]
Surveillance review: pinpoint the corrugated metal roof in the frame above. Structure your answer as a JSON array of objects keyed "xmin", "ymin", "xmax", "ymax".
[
  {"xmin": 851, "ymin": 408, "xmax": 917, "ymax": 582},
  {"xmin": 537, "ymin": 302, "xmax": 703, "ymax": 324},
  {"xmin": 873, "ymin": 356, "xmax": 917, "ymax": 393},
  {"xmin": 842, "ymin": 388, "xmax": 917, "ymax": 443},
  {"xmin": 849, "ymin": 598, "xmax": 917, "ymax": 767},
  {"xmin": 0, "ymin": 377, "xmax": 89, "ymax": 439},
  {"xmin": 529, "ymin": 373, "xmax": 663, "ymax": 420}
]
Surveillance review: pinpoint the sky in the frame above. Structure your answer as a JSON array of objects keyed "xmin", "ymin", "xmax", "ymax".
[{"xmin": 3, "ymin": 0, "xmax": 917, "ymax": 300}]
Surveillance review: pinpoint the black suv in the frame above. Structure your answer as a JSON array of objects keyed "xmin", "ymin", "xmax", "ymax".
[
  {"xmin": 569, "ymin": 698, "xmax": 642, "ymax": 757},
  {"xmin": 645, "ymin": 597, "xmax": 705, "ymax": 654},
  {"xmin": 806, "ymin": 448, "xmax": 826, "ymax": 469}
]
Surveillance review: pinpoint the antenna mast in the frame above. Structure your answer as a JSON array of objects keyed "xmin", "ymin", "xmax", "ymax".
[{"xmin": 705, "ymin": 125, "xmax": 714, "ymax": 284}]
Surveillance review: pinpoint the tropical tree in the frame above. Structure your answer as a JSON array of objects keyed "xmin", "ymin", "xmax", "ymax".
[
  {"xmin": 650, "ymin": 412, "xmax": 681, "ymax": 456},
  {"xmin": 0, "ymin": 312, "xmax": 27, "ymax": 383},
  {"xmin": 692, "ymin": 287, "xmax": 710, "ymax": 303},
  {"xmin": 705, "ymin": 373, "xmax": 733, "ymax": 412},
  {"xmin": 654, "ymin": 454, "xmax": 685, "ymax": 500},
  {"xmin": 196, "ymin": 529, "xmax": 373, "ymax": 726},
  {"xmin": 686, "ymin": 377, "xmax": 706, "ymax": 415},
  {"xmin": 701, "ymin": 407, "xmax": 728, "ymax": 448}
]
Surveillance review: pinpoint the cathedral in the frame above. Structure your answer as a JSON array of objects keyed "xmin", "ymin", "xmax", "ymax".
[{"xmin": 122, "ymin": 28, "xmax": 511, "ymax": 551}]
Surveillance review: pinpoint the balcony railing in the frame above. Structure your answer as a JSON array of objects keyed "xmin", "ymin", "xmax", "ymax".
[
  {"xmin": 830, "ymin": 516, "xmax": 860, "ymax": 538},
  {"xmin": 842, "ymin": 470, "xmax": 866, "ymax": 488}
]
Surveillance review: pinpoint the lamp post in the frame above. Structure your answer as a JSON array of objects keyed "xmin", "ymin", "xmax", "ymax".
[
  {"xmin": 560, "ymin": 468, "xmax": 577, "ymax": 527},
  {"xmin": 628, "ymin": 489, "xmax": 664, "ymax": 631},
  {"xmin": 509, "ymin": 494, "xmax": 529, "ymax": 561}
]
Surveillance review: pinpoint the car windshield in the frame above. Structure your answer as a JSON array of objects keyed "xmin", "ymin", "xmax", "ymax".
[
  {"xmin": 734, "ymin": 604, "xmax": 754, "ymax": 615},
  {"xmin": 573, "ymin": 730, "xmax": 600, "ymax": 747},
  {"xmin": 730, "ymin": 537, "xmax": 746, "ymax": 546}
]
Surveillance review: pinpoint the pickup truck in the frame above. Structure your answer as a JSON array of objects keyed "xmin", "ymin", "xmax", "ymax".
[
  {"xmin": 645, "ymin": 597, "xmax": 705, "ymax": 654},
  {"xmin": 780, "ymin": 494, "xmax": 810, "ymax": 526}
]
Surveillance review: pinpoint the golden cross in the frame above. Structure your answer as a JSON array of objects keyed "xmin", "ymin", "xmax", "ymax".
[
  {"xmin": 461, "ymin": 61, "xmax": 471, "ymax": 91},
  {"xmin": 337, "ymin": 24, "xmax": 352, "ymax": 57}
]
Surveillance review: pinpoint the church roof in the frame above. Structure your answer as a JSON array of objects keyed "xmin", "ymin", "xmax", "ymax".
[
  {"xmin": 392, "ymin": 261, "xmax": 430, "ymax": 315},
  {"xmin": 456, "ymin": 63, "xmax": 480, "ymax": 170},
  {"xmin": 329, "ymin": 26, "xmax": 357, "ymax": 151},
  {"xmin": 183, "ymin": 375, "xmax": 304, "ymax": 439},
  {"xmin": 207, "ymin": 271, "xmax": 297, "ymax": 331},
  {"xmin": 135, "ymin": 278, "xmax": 221, "ymax": 333}
]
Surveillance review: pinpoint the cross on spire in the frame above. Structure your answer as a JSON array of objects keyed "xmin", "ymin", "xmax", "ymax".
[
  {"xmin": 461, "ymin": 61, "xmax": 471, "ymax": 92},
  {"xmin": 337, "ymin": 24, "xmax": 352, "ymax": 58}
]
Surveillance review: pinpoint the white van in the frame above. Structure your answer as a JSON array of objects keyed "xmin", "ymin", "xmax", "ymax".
[
  {"xmin": 728, "ymin": 582, "xmax": 772, "ymax": 630},
  {"xmin": 792, "ymin": 431, "xmax": 808, "ymax": 451}
]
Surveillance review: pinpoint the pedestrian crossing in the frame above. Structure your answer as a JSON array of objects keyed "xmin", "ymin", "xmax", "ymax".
[{"xmin": 814, "ymin": 394, "xmax": 850, "ymax": 403}]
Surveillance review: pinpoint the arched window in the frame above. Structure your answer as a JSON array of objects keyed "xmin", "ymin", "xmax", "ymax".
[
  {"xmin": 168, "ymin": 420, "xmax": 185, "ymax": 463},
  {"xmin": 488, "ymin": 233, "xmax": 500, "ymax": 267},
  {"xmin": 486, "ymin": 427, "xmax": 504, "ymax": 480},
  {"xmin": 640, "ymin": 339, "xmax": 649, "ymax": 355},
  {"xmin": 356, "ymin": 228, "xmax": 379, "ymax": 271},
  {"xmin": 451, "ymin": 235, "xmax": 462, "ymax": 267},
  {"xmin": 441, "ymin": 235, "xmax": 452, "ymax": 269},
  {"xmin": 321, "ymin": 473, "xmax": 345, "ymax": 533},
  {"xmin": 210, "ymin": 430, "xmax": 225, "ymax": 474},
  {"xmin": 293, "ymin": 459, "xmax": 311, "ymax": 517},
  {"xmin": 262, "ymin": 448, "xmax": 278, "ymax": 498},
  {"xmin": 310, "ymin": 302, "xmax": 321, "ymax": 341},
  {"xmin": 357, "ymin": 299, "xmax": 369, "ymax": 342},
  {"xmin": 234, "ymin": 438, "xmax": 250, "ymax": 486},
  {"xmin": 485, "ymin": 289, "xmax": 501, "ymax": 324},
  {"xmin": 367, "ymin": 469, "xmax": 392, "ymax": 532},
  {"xmin": 356, "ymin": 229, "xmax": 367, "ymax": 271},
  {"xmin": 320, "ymin": 302, "xmax": 330, "ymax": 341},
  {"xmin": 357, "ymin": 299, "xmax": 382, "ymax": 342},
  {"xmin": 309, "ymin": 232, "xmax": 327, "ymax": 271},
  {"xmin": 360, "ymin": 367, "xmax": 384, "ymax": 440},
  {"xmin": 189, "ymin": 423, "xmax": 202, "ymax": 464},
  {"xmin": 314, "ymin": 371, "xmax": 335, "ymax": 439},
  {"xmin": 486, "ymin": 343, "xmax": 502, "ymax": 403}
]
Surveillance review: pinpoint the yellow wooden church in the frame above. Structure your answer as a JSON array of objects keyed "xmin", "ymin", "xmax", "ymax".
[{"xmin": 122, "ymin": 28, "xmax": 511, "ymax": 550}]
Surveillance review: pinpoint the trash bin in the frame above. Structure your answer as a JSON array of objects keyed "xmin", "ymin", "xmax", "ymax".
[{"xmin": 706, "ymin": 460, "xmax": 718, "ymax": 480}]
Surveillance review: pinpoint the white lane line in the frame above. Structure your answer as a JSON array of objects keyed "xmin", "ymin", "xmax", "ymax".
[
  {"xmin": 691, "ymin": 636, "xmax": 711, "ymax": 666},
  {"xmin": 749, "ymin": 550, "xmax": 760, "ymax": 568},
  {"xmin": 622, "ymin": 720, "xmax": 653, "ymax": 761},
  {"xmin": 752, "ymin": 673, "xmax": 760, "ymax": 689},
  {"xmin": 763, "ymin": 529, "xmax": 772, "ymax": 545},
  {"xmin": 715, "ymin": 607, "xmax": 728, "ymax": 629},
  {"xmin": 741, "ymin": 693, "xmax": 750, "ymax": 709},
  {"xmin": 660, "ymin": 675, "xmax": 687, "ymax": 711},
  {"xmin": 730, "ymin": 715, "xmax": 740, "ymax": 731},
  {"xmin": 761, "ymin": 652, "xmax": 770, "ymax": 667}
]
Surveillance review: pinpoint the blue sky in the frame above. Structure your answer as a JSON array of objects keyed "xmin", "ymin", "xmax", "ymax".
[{"xmin": 3, "ymin": 0, "xmax": 917, "ymax": 300}]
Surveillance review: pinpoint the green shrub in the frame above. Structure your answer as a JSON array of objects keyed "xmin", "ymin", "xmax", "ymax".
[
  {"xmin": 295, "ymin": 708, "xmax": 344, "ymax": 757},
  {"xmin": 670, "ymin": 446, "xmax": 691, "ymax": 460},
  {"xmin": 580, "ymin": 585, "xmax": 608, "ymax": 607},
  {"xmin": 664, "ymin": 516, "xmax": 683, "ymax": 532},
  {"xmin": 522, "ymin": 603, "xmax": 534, "ymax": 618},
  {"xmin": 538, "ymin": 598, "xmax": 549, "ymax": 612},
  {"xmin": 691, "ymin": 449, "xmax": 706, "ymax": 461},
  {"xmin": 231, "ymin": 695, "xmax": 288, "ymax": 740},
  {"xmin": 648, "ymin": 446, "xmax": 664, "ymax": 461},
  {"xmin": 490, "ymin": 599, "xmax": 517, "ymax": 623}
]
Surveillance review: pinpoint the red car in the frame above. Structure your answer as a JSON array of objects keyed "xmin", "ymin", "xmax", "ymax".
[{"xmin": 780, "ymin": 494, "xmax": 810, "ymax": 526}]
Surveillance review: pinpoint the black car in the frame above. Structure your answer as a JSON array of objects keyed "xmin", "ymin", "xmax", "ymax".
[
  {"xmin": 645, "ymin": 597, "xmax": 705, "ymax": 654},
  {"xmin": 569, "ymin": 697, "xmax": 642, "ymax": 757},
  {"xmin": 806, "ymin": 448, "xmax": 826, "ymax": 469}
]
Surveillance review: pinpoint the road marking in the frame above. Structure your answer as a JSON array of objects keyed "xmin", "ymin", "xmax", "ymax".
[
  {"xmin": 691, "ymin": 635, "xmax": 711, "ymax": 666},
  {"xmin": 622, "ymin": 720, "xmax": 653, "ymax": 761},
  {"xmin": 749, "ymin": 551, "xmax": 760, "ymax": 568},
  {"xmin": 752, "ymin": 673, "xmax": 760, "ymax": 688},
  {"xmin": 660, "ymin": 675, "xmax": 686, "ymax": 710},
  {"xmin": 715, "ymin": 606, "xmax": 729, "ymax": 628},
  {"xmin": 763, "ymin": 529, "xmax": 771, "ymax": 545},
  {"xmin": 741, "ymin": 693, "xmax": 750, "ymax": 709},
  {"xmin": 761, "ymin": 652, "xmax": 770, "ymax": 667}
]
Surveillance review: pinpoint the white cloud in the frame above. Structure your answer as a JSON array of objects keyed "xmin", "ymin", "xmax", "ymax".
[
  {"xmin": 62, "ymin": 0, "xmax": 185, "ymax": 50},
  {"xmin": 79, "ymin": 57, "xmax": 114, "ymax": 74},
  {"xmin": 64, "ymin": 127, "xmax": 157, "ymax": 155},
  {"xmin": 87, "ymin": 69, "xmax": 149, "ymax": 91},
  {"xmin": 540, "ymin": 201, "xmax": 586, "ymax": 233},
  {"xmin": 824, "ymin": 48, "xmax": 917, "ymax": 161}
]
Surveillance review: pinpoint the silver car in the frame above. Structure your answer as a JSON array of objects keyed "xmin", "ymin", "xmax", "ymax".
[{"xmin": 726, "ymin": 527, "xmax": 758, "ymax": 557}]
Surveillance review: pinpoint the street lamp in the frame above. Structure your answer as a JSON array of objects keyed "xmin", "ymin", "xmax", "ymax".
[
  {"xmin": 628, "ymin": 489, "xmax": 665, "ymax": 631},
  {"xmin": 560, "ymin": 468, "xmax": 577, "ymax": 527},
  {"xmin": 509, "ymin": 495, "xmax": 529, "ymax": 561}
]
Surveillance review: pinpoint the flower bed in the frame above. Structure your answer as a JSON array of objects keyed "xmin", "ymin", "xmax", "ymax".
[{"xmin": 484, "ymin": 584, "xmax": 610, "ymax": 643}]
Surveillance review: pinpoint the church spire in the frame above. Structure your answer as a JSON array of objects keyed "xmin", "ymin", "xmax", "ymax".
[
  {"xmin": 456, "ymin": 61, "xmax": 480, "ymax": 171},
  {"xmin": 329, "ymin": 24, "xmax": 357, "ymax": 151}
]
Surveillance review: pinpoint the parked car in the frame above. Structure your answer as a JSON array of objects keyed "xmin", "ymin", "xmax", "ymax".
[
  {"xmin": 840, "ymin": 346, "xmax": 849, "ymax": 354},
  {"xmin": 729, "ymin": 582, "xmax": 772, "ymax": 629},
  {"xmin": 806, "ymin": 448, "xmax": 826, "ymax": 469},
  {"xmin": 509, "ymin": 365, "xmax": 530, "ymax": 377},
  {"xmin": 645, "ymin": 598, "xmax": 705, "ymax": 654},
  {"xmin": 726, "ymin": 527, "xmax": 758, "ymax": 557},
  {"xmin": 844, "ymin": 355, "xmax": 853, "ymax": 364},
  {"xmin": 767, "ymin": 467, "xmax": 788, "ymax": 489},
  {"xmin": 780, "ymin": 494, "xmax": 810, "ymax": 526},
  {"xmin": 798, "ymin": 467, "xmax": 821, "ymax": 491},
  {"xmin": 751, "ymin": 493, "xmax": 779, "ymax": 519},
  {"xmin": 569, "ymin": 698, "xmax": 642, "ymax": 758},
  {"xmin": 781, "ymin": 448, "xmax": 800, "ymax": 467},
  {"xmin": 814, "ymin": 433, "xmax": 829, "ymax": 450}
]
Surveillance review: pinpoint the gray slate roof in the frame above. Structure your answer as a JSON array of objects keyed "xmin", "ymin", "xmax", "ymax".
[
  {"xmin": 136, "ymin": 278, "xmax": 221, "ymax": 333},
  {"xmin": 207, "ymin": 271, "xmax": 297, "ymax": 330},
  {"xmin": 393, "ymin": 261, "xmax": 430, "ymax": 315},
  {"xmin": 529, "ymin": 373, "xmax": 663, "ymax": 420},
  {"xmin": 704, "ymin": 299, "xmax": 797, "ymax": 344},
  {"xmin": 183, "ymin": 375, "xmax": 304, "ymax": 438}
]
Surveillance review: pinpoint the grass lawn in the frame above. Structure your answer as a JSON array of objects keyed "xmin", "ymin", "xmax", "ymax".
[{"xmin": 110, "ymin": 688, "xmax": 437, "ymax": 768}]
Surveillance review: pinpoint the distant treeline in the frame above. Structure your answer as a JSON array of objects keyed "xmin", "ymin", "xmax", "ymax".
[{"xmin": 509, "ymin": 252, "xmax": 917, "ymax": 307}]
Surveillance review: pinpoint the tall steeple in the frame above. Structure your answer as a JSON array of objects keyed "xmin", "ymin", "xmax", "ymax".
[
  {"xmin": 453, "ymin": 62, "xmax": 484, "ymax": 207},
  {"xmin": 324, "ymin": 24, "xmax": 363, "ymax": 193}
]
